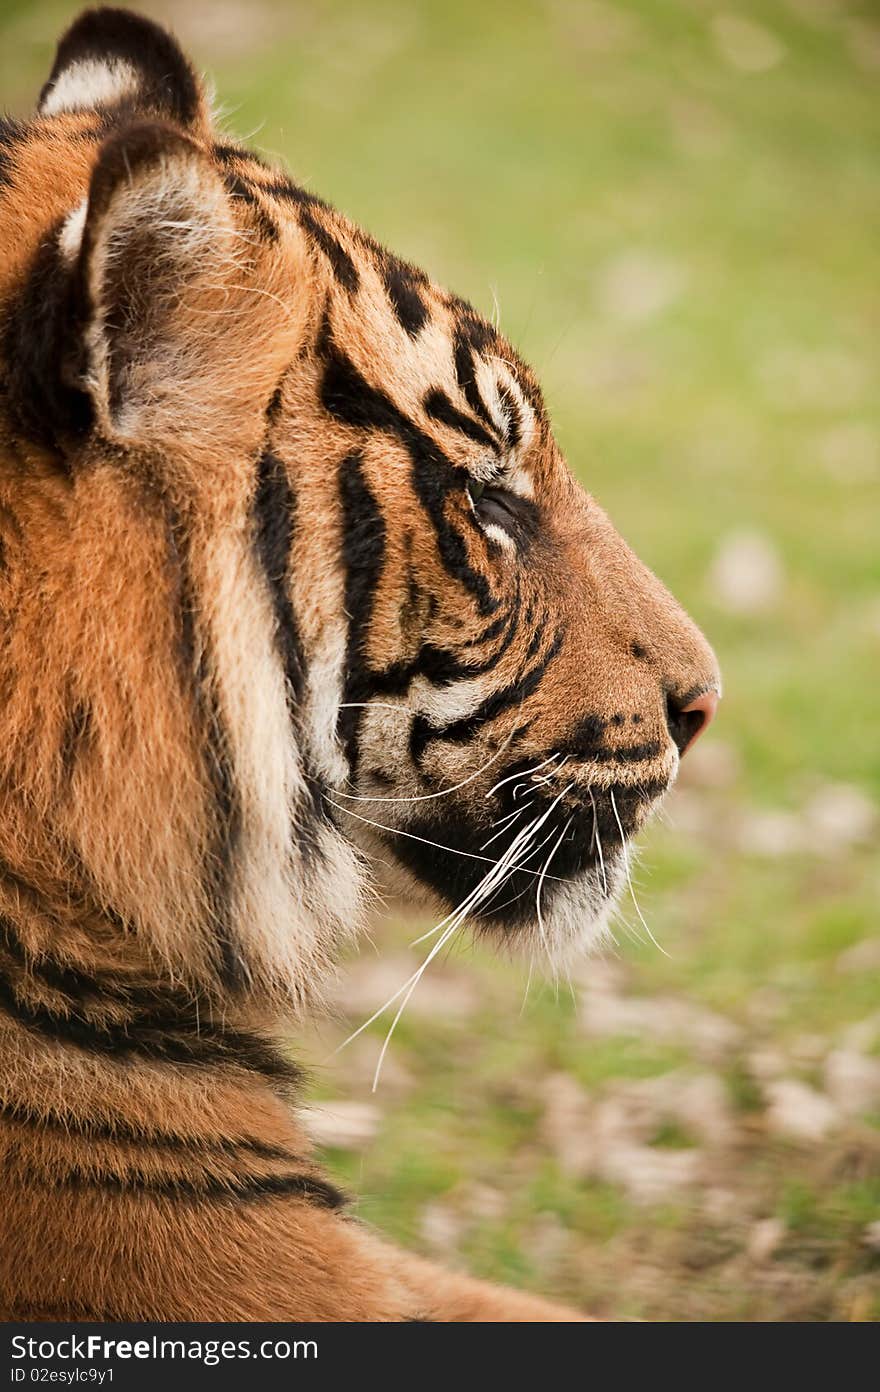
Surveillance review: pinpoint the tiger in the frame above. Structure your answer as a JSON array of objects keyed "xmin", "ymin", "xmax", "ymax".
[{"xmin": 0, "ymin": 7, "xmax": 720, "ymax": 1322}]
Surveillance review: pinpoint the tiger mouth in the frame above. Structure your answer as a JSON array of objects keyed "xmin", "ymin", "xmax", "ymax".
[{"xmin": 364, "ymin": 772, "xmax": 670, "ymax": 934}]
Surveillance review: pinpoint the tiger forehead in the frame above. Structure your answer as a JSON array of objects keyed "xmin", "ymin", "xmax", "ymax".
[{"xmin": 209, "ymin": 141, "xmax": 548, "ymax": 455}]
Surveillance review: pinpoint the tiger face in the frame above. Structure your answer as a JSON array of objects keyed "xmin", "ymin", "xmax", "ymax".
[
  {"xmin": 311, "ymin": 307, "xmax": 721, "ymax": 965},
  {"xmin": 0, "ymin": 10, "xmax": 719, "ymax": 1003}
]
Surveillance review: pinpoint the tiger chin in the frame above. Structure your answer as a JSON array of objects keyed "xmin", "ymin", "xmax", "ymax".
[{"xmin": 0, "ymin": 9, "xmax": 720, "ymax": 1322}]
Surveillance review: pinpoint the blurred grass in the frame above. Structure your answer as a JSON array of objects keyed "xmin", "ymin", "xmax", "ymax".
[{"xmin": 2, "ymin": 0, "xmax": 879, "ymax": 1320}]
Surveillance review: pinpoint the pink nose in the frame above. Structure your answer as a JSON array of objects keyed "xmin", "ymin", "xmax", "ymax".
[{"xmin": 678, "ymin": 689, "xmax": 719, "ymax": 757}]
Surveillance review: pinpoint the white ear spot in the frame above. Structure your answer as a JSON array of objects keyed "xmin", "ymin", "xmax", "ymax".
[
  {"xmin": 58, "ymin": 199, "xmax": 88, "ymax": 262},
  {"xmin": 41, "ymin": 58, "xmax": 139, "ymax": 116}
]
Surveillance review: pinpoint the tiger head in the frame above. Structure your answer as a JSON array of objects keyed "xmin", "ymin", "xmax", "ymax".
[{"xmin": 0, "ymin": 10, "xmax": 719, "ymax": 1006}]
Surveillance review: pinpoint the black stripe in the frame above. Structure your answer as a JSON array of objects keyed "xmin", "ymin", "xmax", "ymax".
[
  {"xmin": 48, "ymin": 1166, "xmax": 346, "ymax": 1210},
  {"xmin": 450, "ymin": 625, "xmax": 565, "ymax": 735},
  {"xmin": 336, "ymin": 602, "xmax": 518, "ymax": 724},
  {"xmin": 379, "ymin": 254, "xmax": 429, "ymax": 337},
  {"xmin": 407, "ymin": 714, "xmax": 433, "ymax": 765},
  {"xmin": 0, "ymin": 1099, "xmax": 298, "ymax": 1162},
  {"xmin": 355, "ymin": 588, "xmax": 517, "ymax": 699},
  {"xmin": 556, "ymin": 711, "xmax": 663, "ymax": 765},
  {"xmin": 163, "ymin": 504, "xmax": 198, "ymax": 683},
  {"xmin": 200, "ymin": 657, "xmax": 245, "ymax": 988},
  {"xmin": 401, "ymin": 536, "xmax": 420, "ymax": 633},
  {"xmin": 0, "ymin": 846, "xmax": 130, "ymax": 942},
  {"xmin": 251, "ymin": 444, "xmax": 332, "ymax": 859},
  {"xmin": 212, "ymin": 143, "xmax": 273, "ymax": 173},
  {"xmin": 496, "ymin": 381, "xmax": 522, "ymax": 448},
  {"xmin": 262, "ymin": 179, "xmax": 332, "ymax": 214},
  {"xmin": 0, "ymin": 834, "xmax": 133, "ymax": 943},
  {"xmin": 402, "ymin": 639, "xmax": 506, "ymax": 688},
  {"xmin": 452, "ymin": 320, "xmax": 498, "ymax": 431},
  {"xmin": 0, "ymin": 964, "xmax": 299, "ymax": 1081},
  {"xmin": 221, "ymin": 170, "xmax": 279, "ymax": 242},
  {"xmin": 164, "ymin": 509, "xmax": 245, "ymax": 990},
  {"xmin": 336, "ymin": 468, "xmax": 515, "ymax": 756},
  {"xmin": 0, "ymin": 913, "xmax": 106, "ymax": 1003},
  {"xmin": 59, "ymin": 699, "xmax": 92, "ymax": 782},
  {"xmin": 412, "ymin": 626, "xmax": 566, "ymax": 756},
  {"xmin": 0, "ymin": 911, "xmax": 228, "ymax": 1021},
  {"xmin": 464, "ymin": 606, "xmax": 515, "ymax": 647},
  {"xmin": 423, "ymin": 388, "xmax": 498, "ymax": 450},
  {"xmin": 298, "ymin": 207, "xmax": 360, "ymax": 292},
  {"xmin": 267, "ymin": 382, "xmax": 285, "ymax": 422},
  {"xmin": 320, "ymin": 344, "xmax": 497, "ymax": 616},
  {"xmin": 4, "ymin": 226, "xmax": 92, "ymax": 451},
  {"xmin": 252, "ymin": 448, "xmax": 306, "ymax": 709},
  {"xmin": 524, "ymin": 623, "xmax": 544, "ymax": 661},
  {"xmin": 338, "ymin": 452, "xmax": 386, "ymax": 770}
]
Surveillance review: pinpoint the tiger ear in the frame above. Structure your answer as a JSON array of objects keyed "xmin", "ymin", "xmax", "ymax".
[
  {"xmin": 38, "ymin": 7, "xmax": 208, "ymax": 129},
  {"xmin": 65, "ymin": 121, "xmax": 251, "ymax": 444},
  {"xmin": 62, "ymin": 121, "xmax": 296, "ymax": 447}
]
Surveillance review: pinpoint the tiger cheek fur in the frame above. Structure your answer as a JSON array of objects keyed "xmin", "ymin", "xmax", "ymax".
[{"xmin": 0, "ymin": 7, "xmax": 718, "ymax": 1321}]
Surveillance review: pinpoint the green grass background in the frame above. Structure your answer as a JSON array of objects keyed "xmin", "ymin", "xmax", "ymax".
[{"xmin": 2, "ymin": 0, "xmax": 878, "ymax": 1320}]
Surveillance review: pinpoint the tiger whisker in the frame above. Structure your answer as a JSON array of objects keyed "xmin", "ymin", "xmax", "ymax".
[
  {"xmin": 369, "ymin": 916, "xmax": 464, "ymax": 1090},
  {"xmin": 608, "ymin": 896, "xmax": 651, "ymax": 952},
  {"xmin": 520, "ymin": 961, "xmax": 534, "ymax": 1016},
  {"xmin": 410, "ymin": 784, "xmax": 573, "ymax": 962},
  {"xmin": 609, "ymin": 790, "xmax": 670, "ymax": 960},
  {"xmin": 479, "ymin": 803, "xmax": 532, "ymax": 851},
  {"xmin": 535, "ymin": 814, "xmax": 574, "ymax": 950},
  {"xmin": 332, "ymin": 917, "xmax": 459, "ymax": 1057},
  {"xmin": 412, "ymin": 805, "xmax": 559, "ymax": 947},
  {"xmin": 488, "ymin": 803, "xmax": 530, "ymax": 829},
  {"xmin": 324, "ymin": 798, "xmax": 575, "ymax": 884},
  {"xmin": 337, "ymin": 702, "xmax": 410, "ymax": 711},
  {"xmin": 479, "ymin": 878, "xmax": 534, "ymax": 920},
  {"xmin": 367, "ymin": 805, "xmax": 560, "ymax": 1081},
  {"xmin": 477, "ymin": 783, "xmax": 576, "ymax": 926},
  {"xmin": 409, "ymin": 861, "xmax": 501, "ymax": 943},
  {"xmin": 473, "ymin": 820, "xmax": 571, "ymax": 922},
  {"xmin": 590, "ymin": 789, "xmax": 609, "ymax": 896},
  {"xmin": 485, "ymin": 753, "xmax": 560, "ymax": 799},
  {"xmin": 506, "ymin": 819, "xmax": 566, "ymax": 879},
  {"xmin": 532, "ymin": 755, "xmax": 570, "ymax": 785}
]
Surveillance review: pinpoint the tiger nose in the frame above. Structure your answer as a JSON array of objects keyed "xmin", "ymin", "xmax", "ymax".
[{"xmin": 667, "ymin": 688, "xmax": 719, "ymax": 758}]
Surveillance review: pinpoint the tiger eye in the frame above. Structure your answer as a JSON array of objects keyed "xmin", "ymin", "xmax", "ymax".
[{"xmin": 467, "ymin": 478, "xmax": 486, "ymax": 504}]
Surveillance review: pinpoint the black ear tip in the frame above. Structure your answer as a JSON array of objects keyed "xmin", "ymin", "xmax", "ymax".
[
  {"xmin": 40, "ymin": 6, "xmax": 202, "ymax": 127},
  {"xmin": 48, "ymin": 7, "xmax": 185, "ymax": 59}
]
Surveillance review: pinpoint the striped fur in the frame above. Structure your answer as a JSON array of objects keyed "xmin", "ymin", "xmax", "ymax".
[{"xmin": 0, "ymin": 9, "xmax": 719, "ymax": 1320}]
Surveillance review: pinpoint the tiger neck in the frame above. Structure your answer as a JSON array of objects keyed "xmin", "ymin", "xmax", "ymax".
[
  {"xmin": 0, "ymin": 864, "xmax": 309, "ymax": 1155},
  {"xmin": 0, "ymin": 990, "xmax": 347, "ymax": 1254}
]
